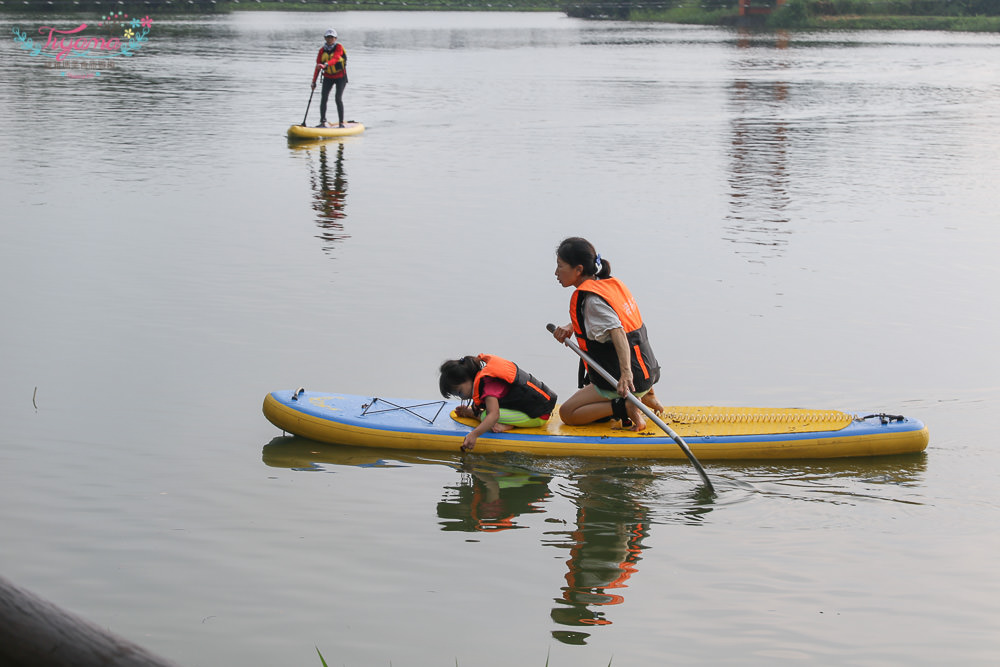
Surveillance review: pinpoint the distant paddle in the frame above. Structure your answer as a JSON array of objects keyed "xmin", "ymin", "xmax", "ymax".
[
  {"xmin": 546, "ymin": 323, "xmax": 715, "ymax": 495},
  {"xmin": 301, "ymin": 81, "xmax": 317, "ymax": 127}
]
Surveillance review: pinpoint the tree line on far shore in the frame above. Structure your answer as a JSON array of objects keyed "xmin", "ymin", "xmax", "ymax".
[
  {"xmin": 11, "ymin": 0, "xmax": 999, "ymax": 31},
  {"xmin": 9, "ymin": 0, "xmax": 561, "ymax": 11}
]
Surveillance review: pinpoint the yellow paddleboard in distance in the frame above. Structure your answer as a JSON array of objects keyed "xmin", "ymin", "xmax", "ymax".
[{"xmin": 288, "ymin": 121, "xmax": 365, "ymax": 139}]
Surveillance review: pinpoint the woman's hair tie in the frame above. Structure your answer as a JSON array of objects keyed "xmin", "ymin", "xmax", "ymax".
[{"xmin": 594, "ymin": 253, "xmax": 603, "ymax": 274}]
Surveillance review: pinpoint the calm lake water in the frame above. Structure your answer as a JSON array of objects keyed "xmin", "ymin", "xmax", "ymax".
[{"xmin": 2, "ymin": 9, "xmax": 1000, "ymax": 666}]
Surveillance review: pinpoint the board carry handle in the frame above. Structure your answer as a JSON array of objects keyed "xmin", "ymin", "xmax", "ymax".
[{"xmin": 546, "ymin": 323, "xmax": 716, "ymax": 496}]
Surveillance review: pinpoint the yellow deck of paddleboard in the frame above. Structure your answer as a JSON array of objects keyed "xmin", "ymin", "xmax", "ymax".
[
  {"xmin": 453, "ymin": 406, "xmax": 856, "ymax": 438},
  {"xmin": 287, "ymin": 121, "xmax": 365, "ymax": 139}
]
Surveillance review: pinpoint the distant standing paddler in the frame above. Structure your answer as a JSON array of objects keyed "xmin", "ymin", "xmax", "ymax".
[{"xmin": 310, "ymin": 28, "xmax": 348, "ymax": 128}]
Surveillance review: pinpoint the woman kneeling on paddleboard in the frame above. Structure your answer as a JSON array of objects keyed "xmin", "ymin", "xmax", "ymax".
[
  {"xmin": 439, "ymin": 354, "xmax": 557, "ymax": 452},
  {"xmin": 551, "ymin": 237, "xmax": 663, "ymax": 431}
]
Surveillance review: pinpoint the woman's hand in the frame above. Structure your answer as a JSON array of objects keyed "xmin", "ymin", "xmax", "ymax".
[
  {"xmin": 617, "ymin": 369, "xmax": 635, "ymax": 397},
  {"xmin": 553, "ymin": 324, "xmax": 573, "ymax": 343}
]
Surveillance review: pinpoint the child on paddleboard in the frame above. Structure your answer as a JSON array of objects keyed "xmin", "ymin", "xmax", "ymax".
[{"xmin": 439, "ymin": 354, "xmax": 557, "ymax": 452}]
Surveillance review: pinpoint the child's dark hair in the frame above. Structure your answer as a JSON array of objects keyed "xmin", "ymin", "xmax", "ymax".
[
  {"xmin": 556, "ymin": 237, "xmax": 611, "ymax": 279},
  {"xmin": 439, "ymin": 356, "xmax": 482, "ymax": 398}
]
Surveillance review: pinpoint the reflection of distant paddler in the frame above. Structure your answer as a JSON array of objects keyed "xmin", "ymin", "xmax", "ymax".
[
  {"xmin": 549, "ymin": 472, "xmax": 650, "ymax": 642},
  {"xmin": 437, "ymin": 462, "xmax": 551, "ymax": 533},
  {"xmin": 313, "ymin": 141, "xmax": 347, "ymax": 221},
  {"xmin": 307, "ymin": 141, "xmax": 349, "ymax": 252}
]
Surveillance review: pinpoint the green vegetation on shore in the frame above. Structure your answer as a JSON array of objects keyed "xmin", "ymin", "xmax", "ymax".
[
  {"xmin": 775, "ymin": 12, "xmax": 1000, "ymax": 31},
  {"xmin": 764, "ymin": 0, "xmax": 1000, "ymax": 30},
  {"xmin": 633, "ymin": 5, "xmax": 1000, "ymax": 30},
  {"xmin": 576, "ymin": 0, "xmax": 1000, "ymax": 31}
]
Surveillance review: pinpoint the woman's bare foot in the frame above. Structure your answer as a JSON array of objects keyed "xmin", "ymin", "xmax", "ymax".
[
  {"xmin": 641, "ymin": 389, "xmax": 665, "ymax": 414},
  {"xmin": 491, "ymin": 423, "xmax": 513, "ymax": 433},
  {"xmin": 626, "ymin": 403, "xmax": 647, "ymax": 431}
]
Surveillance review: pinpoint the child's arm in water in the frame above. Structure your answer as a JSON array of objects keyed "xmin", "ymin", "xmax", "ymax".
[{"xmin": 461, "ymin": 396, "xmax": 501, "ymax": 452}]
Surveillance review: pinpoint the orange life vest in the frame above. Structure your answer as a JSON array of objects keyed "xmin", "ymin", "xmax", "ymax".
[
  {"xmin": 569, "ymin": 278, "xmax": 660, "ymax": 393},
  {"xmin": 318, "ymin": 44, "xmax": 346, "ymax": 79},
  {"xmin": 471, "ymin": 354, "xmax": 556, "ymax": 419}
]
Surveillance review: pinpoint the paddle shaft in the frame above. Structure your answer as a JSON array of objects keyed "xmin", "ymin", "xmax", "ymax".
[
  {"xmin": 302, "ymin": 79, "xmax": 317, "ymax": 126},
  {"xmin": 546, "ymin": 323, "xmax": 715, "ymax": 494}
]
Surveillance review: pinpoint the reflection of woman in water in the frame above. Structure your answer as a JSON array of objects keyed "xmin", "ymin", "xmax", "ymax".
[
  {"xmin": 309, "ymin": 141, "xmax": 349, "ymax": 252},
  {"xmin": 547, "ymin": 471, "xmax": 651, "ymax": 645}
]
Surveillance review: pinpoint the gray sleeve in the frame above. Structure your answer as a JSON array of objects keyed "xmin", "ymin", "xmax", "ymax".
[{"xmin": 583, "ymin": 296, "xmax": 622, "ymax": 344}]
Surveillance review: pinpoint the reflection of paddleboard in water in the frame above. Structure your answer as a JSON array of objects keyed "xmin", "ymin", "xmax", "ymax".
[{"xmin": 288, "ymin": 121, "xmax": 365, "ymax": 139}]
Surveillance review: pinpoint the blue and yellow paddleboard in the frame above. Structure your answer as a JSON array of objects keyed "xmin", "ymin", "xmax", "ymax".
[{"xmin": 262, "ymin": 390, "xmax": 928, "ymax": 460}]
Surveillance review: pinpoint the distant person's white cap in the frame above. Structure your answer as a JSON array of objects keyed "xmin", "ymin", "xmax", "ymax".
[{"xmin": 324, "ymin": 29, "xmax": 337, "ymax": 38}]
